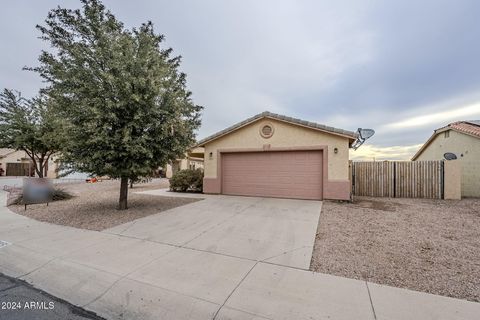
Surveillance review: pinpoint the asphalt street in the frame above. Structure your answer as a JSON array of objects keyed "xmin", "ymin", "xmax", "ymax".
[{"xmin": 0, "ymin": 274, "xmax": 104, "ymax": 320}]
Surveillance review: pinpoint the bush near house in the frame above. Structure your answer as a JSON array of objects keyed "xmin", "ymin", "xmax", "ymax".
[{"xmin": 170, "ymin": 169, "xmax": 203, "ymax": 192}]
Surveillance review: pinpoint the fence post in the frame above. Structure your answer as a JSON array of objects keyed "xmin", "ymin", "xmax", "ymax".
[
  {"xmin": 393, "ymin": 161, "xmax": 396, "ymax": 198},
  {"xmin": 441, "ymin": 160, "xmax": 444, "ymax": 199},
  {"xmin": 351, "ymin": 162, "xmax": 355, "ymax": 195}
]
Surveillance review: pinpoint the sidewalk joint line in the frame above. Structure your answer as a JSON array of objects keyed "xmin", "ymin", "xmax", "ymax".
[
  {"xmin": 19, "ymin": 257, "xmax": 58, "ymax": 279},
  {"xmin": 261, "ymin": 245, "xmax": 310, "ymax": 262},
  {"xmin": 365, "ymin": 281, "xmax": 377, "ymax": 320},
  {"xmin": 83, "ymin": 244, "xmax": 179, "ymax": 308},
  {"xmin": 102, "ymin": 230, "xmax": 313, "ymax": 272},
  {"xmin": 212, "ymin": 261, "xmax": 259, "ymax": 320},
  {"xmin": 125, "ymin": 276, "xmax": 221, "ymax": 306},
  {"xmin": 219, "ymin": 306, "xmax": 274, "ymax": 320}
]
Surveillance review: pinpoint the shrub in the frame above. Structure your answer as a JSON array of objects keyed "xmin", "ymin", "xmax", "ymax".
[
  {"xmin": 9, "ymin": 188, "xmax": 74, "ymax": 205},
  {"xmin": 129, "ymin": 176, "xmax": 153, "ymax": 188},
  {"xmin": 170, "ymin": 169, "xmax": 203, "ymax": 192},
  {"xmin": 52, "ymin": 188, "xmax": 75, "ymax": 201}
]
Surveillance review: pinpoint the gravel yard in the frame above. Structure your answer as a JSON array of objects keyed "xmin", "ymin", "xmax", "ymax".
[
  {"xmin": 8, "ymin": 179, "xmax": 200, "ymax": 231},
  {"xmin": 311, "ymin": 197, "xmax": 480, "ymax": 302}
]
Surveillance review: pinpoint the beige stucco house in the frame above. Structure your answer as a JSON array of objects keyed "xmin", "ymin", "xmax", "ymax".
[
  {"xmin": 412, "ymin": 120, "xmax": 480, "ymax": 197},
  {"xmin": 0, "ymin": 148, "xmax": 58, "ymax": 178},
  {"xmin": 196, "ymin": 111, "xmax": 357, "ymax": 201},
  {"xmin": 165, "ymin": 147, "xmax": 204, "ymax": 178}
]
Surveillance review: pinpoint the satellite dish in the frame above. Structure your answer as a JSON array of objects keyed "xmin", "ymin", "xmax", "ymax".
[
  {"xmin": 444, "ymin": 152, "xmax": 457, "ymax": 160},
  {"xmin": 359, "ymin": 129, "xmax": 375, "ymax": 140},
  {"xmin": 352, "ymin": 128, "xmax": 375, "ymax": 150}
]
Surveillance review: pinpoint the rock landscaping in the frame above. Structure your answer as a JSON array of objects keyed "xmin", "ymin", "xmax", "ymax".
[{"xmin": 311, "ymin": 197, "xmax": 480, "ymax": 302}]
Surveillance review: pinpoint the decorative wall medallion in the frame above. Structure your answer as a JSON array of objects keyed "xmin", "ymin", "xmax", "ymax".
[{"xmin": 260, "ymin": 123, "xmax": 274, "ymax": 138}]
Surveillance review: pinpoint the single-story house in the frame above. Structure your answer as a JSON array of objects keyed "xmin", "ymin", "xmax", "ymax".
[
  {"xmin": 195, "ymin": 111, "xmax": 357, "ymax": 201},
  {"xmin": 0, "ymin": 148, "xmax": 58, "ymax": 178},
  {"xmin": 412, "ymin": 120, "xmax": 480, "ymax": 197},
  {"xmin": 165, "ymin": 147, "xmax": 204, "ymax": 178}
]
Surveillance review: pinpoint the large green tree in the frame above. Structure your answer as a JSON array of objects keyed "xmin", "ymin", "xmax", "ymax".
[
  {"xmin": 31, "ymin": 0, "xmax": 202, "ymax": 209},
  {"xmin": 0, "ymin": 90, "xmax": 61, "ymax": 178}
]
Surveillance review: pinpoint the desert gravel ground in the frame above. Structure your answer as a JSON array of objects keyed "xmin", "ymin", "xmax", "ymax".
[
  {"xmin": 311, "ymin": 197, "xmax": 480, "ymax": 302},
  {"xmin": 8, "ymin": 179, "xmax": 200, "ymax": 231}
]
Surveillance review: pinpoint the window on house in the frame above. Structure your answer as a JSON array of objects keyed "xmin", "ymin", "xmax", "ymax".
[{"xmin": 445, "ymin": 131, "xmax": 450, "ymax": 138}]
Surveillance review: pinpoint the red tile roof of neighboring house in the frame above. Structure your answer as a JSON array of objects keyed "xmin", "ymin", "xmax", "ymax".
[
  {"xmin": 412, "ymin": 120, "xmax": 480, "ymax": 160},
  {"xmin": 448, "ymin": 121, "xmax": 480, "ymax": 138}
]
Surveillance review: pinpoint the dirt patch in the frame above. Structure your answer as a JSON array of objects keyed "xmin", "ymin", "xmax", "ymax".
[
  {"xmin": 352, "ymin": 198, "xmax": 404, "ymax": 212},
  {"xmin": 311, "ymin": 197, "xmax": 480, "ymax": 302},
  {"xmin": 8, "ymin": 179, "xmax": 200, "ymax": 231}
]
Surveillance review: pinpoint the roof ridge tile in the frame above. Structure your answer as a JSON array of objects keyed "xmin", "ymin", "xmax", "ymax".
[{"xmin": 196, "ymin": 111, "xmax": 356, "ymax": 146}]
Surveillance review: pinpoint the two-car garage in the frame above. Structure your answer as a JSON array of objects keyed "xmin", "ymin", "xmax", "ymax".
[
  {"xmin": 198, "ymin": 111, "xmax": 356, "ymax": 201},
  {"xmin": 221, "ymin": 150, "xmax": 323, "ymax": 200}
]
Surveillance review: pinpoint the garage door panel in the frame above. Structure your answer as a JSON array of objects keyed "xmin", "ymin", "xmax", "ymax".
[{"xmin": 221, "ymin": 151, "xmax": 323, "ymax": 200}]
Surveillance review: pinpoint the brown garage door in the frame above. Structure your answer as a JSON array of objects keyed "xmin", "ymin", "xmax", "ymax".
[
  {"xmin": 6, "ymin": 163, "xmax": 31, "ymax": 176},
  {"xmin": 221, "ymin": 151, "xmax": 323, "ymax": 200}
]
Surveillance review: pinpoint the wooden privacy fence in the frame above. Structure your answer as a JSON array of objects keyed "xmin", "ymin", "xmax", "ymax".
[{"xmin": 351, "ymin": 161, "xmax": 444, "ymax": 199}]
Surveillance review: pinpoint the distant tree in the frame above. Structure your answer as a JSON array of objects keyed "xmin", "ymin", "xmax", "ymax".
[
  {"xmin": 0, "ymin": 89, "xmax": 61, "ymax": 178},
  {"xmin": 30, "ymin": 0, "xmax": 202, "ymax": 209}
]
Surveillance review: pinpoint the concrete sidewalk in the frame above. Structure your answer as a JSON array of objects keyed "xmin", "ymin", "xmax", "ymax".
[{"xmin": 0, "ymin": 190, "xmax": 479, "ymax": 320}]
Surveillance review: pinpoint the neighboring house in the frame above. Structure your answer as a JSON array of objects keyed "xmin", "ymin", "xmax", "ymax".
[
  {"xmin": 195, "ymin": 111, "xmax": 357, "ymax": 201},
  {"xmin": 0, "ymin": 148, "xmax": 58, "ymax": 178},
  {"xmin": 165, "ymin": 147, "xmax": 204, "ymax": 178},
  {"xmin": 412, "ymin": 120, "xmax": 480, "ymax": 197}
]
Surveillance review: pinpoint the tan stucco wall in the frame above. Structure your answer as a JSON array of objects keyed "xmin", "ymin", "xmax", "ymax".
[
  {"xmin": 45, "ymin": 158, "xmax": 58, "ymax": 178},
  {"xmin": 1, "ymin": 150, "xmax": 29, "ymax": 163},
  {"xmin": 165, "ymin": 164, "xmax": 172, "ymax": 178},
  {"xmin": 165, "ymin": 158, "xmax": 204, "ymax": 178},
  {"xmin": 190, "ymin": 147, "xmax": 204, "ymax": 154},
  {"xmin": 444, "ymin": 160, "xmax": 461, "ymax": 200},
  {"xmin": 0, "ymin": 150, "xmax": 30, "ymax": 176},
  {"xmin": 203, "ymin": 118, "xmax": 351, "ymax": 181},
  {"xmin": 0, "ymin": 149, "xmax": 58, "ymax": 178},
  {"xmin": 189, "ymin": 159, "xmax": 204, "ymax": 170},
  {"xmin": 415, "ymin": 130, "xmax": 480, "ymax": 197}
]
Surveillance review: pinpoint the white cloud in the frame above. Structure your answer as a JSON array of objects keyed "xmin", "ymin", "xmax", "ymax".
[
  {"xmin": 383, "ymin": 102, "xmax": 480, "ymax": 131},
  {"xmin": 350, "ymin": 144, "xmax": 423, "ymax": 161}
]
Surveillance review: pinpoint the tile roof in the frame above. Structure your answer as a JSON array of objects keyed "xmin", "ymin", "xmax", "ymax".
[
  {"xmin": 196, "ymin": 111, "xmax": 357, "ymax": 146},
  {"xmin": 412, "ymin": 120, "xmax": 480, "ymax": 160},
  {"xmin": 444, "ymin": 121, "xmax": 480, "ymax": 138},
  {"xmin": 465, "ymin": 120, "xmax": 480, "ymax": 127},
  {"xmin": 0, "ymin": 148, "xmax": 16, "ymax": 158}
]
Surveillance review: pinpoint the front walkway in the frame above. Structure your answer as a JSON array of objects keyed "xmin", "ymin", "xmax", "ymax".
[{"xmin": 0, "ymin": 190, "xmax": 478, "ymax": 320}]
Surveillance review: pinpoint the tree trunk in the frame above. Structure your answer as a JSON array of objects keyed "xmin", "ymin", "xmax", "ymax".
[
  {"xmin": 118, "ymin": 177, "xmax": 129, "ymax": 210},
  {"xmin": 30, "ymin": 156, "xmax": 42, "ymax": 178},
  {"xmin": 37, "ymin": 161, "xmax": 44, "ymax": 178}
]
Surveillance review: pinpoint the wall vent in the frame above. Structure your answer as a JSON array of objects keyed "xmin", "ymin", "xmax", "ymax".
[{"xmin": 260, "ymin": 123, "xmax": 274, "ymax": 138}]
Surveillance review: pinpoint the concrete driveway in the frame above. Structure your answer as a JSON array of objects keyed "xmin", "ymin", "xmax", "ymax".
[
  {"xmin": 1, "ymin": 190, "xmax": 479, "ymax": 320},
  {"xmin": 105, "ymin": 195, "xmax": 321, "ymax": 270}
]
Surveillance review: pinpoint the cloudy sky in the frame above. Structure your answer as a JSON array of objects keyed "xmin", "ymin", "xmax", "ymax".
[{"xmin": 1, "ymin": 0, "xmax": 480, "ymax": 160}]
